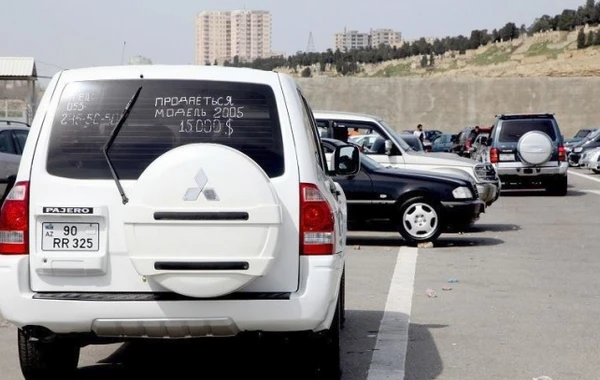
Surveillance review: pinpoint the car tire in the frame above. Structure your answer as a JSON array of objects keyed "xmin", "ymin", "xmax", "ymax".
[
  {"xmin": 546, "ymin": 176, "xmax": 567, "ymax": 196},
  {"xmin": 340, "ymin": 267, "xmax": 346, "ymax": 329},
  {"xmin": 314, "ymin": 296, "xmax": 342, "ymax": 380},
  {"xmin": 593, "ymin": 169, "xmax": 600, "ymax": 174},
  {"xmin": 397, "ymin": 196, "xmax": 443, "ymax": 245},
  {"xmin": 18, "ymin": 329, "xmax": 80, "ymax": 380}
]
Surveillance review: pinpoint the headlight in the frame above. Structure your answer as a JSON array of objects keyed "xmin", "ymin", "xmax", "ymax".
[
  {"xmin": 452, "ymin": 186, "xmax": 473, "ymax": 199},
  {"xmin": 574, "ymin": 147, "xmax": 583, "ymax": 153}
]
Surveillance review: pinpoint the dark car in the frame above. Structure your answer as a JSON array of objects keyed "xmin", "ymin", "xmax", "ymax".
[
  {"xmin": 432, "ymin": 133, "xmax": 455, "ymax": 152},
  {"xmin": 450, "ymin": 127, "xmax": 473, "ymax": 157},
  {"xmin": 478, "ymin": 113, "xmax": 568, "ymax": 195},
  {"xmin": 321, "ymin": 138, "xmax": 485, "ymax": 245},
  {"xmin": 567, "ymin": 128, "xmax": 600, "ymax": 166}
]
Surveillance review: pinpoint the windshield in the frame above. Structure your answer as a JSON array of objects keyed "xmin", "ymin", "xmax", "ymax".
[
  {"xmin": 378, "ymin": 119, "xmax": 414, "ymax": 151},
  {"xmin": 575, "ymin": 129, "xmax": 592, "ymax": 138},
  {"xmin": 584, "ymin": 128, "xmax": 600, "ymax": 142}
]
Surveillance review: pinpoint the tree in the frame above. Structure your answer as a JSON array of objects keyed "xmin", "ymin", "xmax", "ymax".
[
  {"xmin": 520, "ymin": 24, "xmax": 527, "ymax": 36},
  {"xmin": 420, "ymin": 55, "xmax": 428, "ymax": 68},
  {"xmin": 499, "ymin": 22, "xmax": 519, "ymax": 41},
  {"xmin": 558, "ymin": 9, "xmax": 577, "ymax": 31},
  {"xmin": 469, "ymin": 30, "xmax": 483, "ymax": 49},
  {"xmin": 587, "ymin": 31, "xmax": 595, "ymax": 47},
  {"xmin": 301, "ymin": 67, "xmax": 312, "ymax": 77},
  {"xmin": 429, "ymin": 53, "xmax": 435, "ymax": 67},
  {"xmin": 595, "ymin": 30, "xmax": 600, "ymax": 46},
  {"xmin": 577, "ymin": 28, "xmax": 586, "ymax": 49},
  {"xmin": 530, "ymin": 15, "xmax": 553, "ymax": 34}
]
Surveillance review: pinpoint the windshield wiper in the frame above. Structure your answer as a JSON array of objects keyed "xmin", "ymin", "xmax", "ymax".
[{"xmin": 102, "ymin": 86, "xmax": 143, "ymax": 205}]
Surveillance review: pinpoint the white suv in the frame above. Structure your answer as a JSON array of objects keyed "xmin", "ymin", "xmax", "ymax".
[{"xmin": 0, "ymin": 65, "xmax": 360, "ymax": 379}]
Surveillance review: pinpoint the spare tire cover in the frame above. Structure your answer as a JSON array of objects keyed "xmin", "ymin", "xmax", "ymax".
[
  {"xmin": 517, "ymin": 131, "xmax": 553, "ymax": 165},
  {"xmin": 123, "ymin": 143, "xmax": 282, "ymax": 298}
]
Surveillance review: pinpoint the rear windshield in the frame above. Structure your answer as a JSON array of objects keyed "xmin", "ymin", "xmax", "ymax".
[
  {"xmin": 498, "ymin": 119, "xmax": 557, "ymax": 143},
  {"xmin": 46, "ymin": 79, "xmax": 284, "ymax": 179}
]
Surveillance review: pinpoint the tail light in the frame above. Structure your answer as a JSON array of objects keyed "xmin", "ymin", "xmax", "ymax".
[
  {"xmin": 300, "ymin": 183, "xmax": 334, "ymax": 255},
  {"xmin": 558, "ymin": 146, "xmax": 566, "ymax": 162},
  {"xmin": 0, "ymin": 181, "xmax": 30, "ymax": 255},
  {"xmin": 490, "ymin": 148, "xmax": 499, "ymax": 163}
]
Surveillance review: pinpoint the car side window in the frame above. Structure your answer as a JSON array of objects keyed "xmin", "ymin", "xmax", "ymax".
[
  {"xmin": 298, "ymin": 91, "xmax": 328, "ymax": 172},
  {"xmin": 0, "ymin": 131, "xmax": 17, "ymax": 155}
]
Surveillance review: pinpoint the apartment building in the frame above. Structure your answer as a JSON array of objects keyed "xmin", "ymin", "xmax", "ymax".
[
  {"xmin": 334, "ymin": 28, "xmax": 403, "ymax": 51},
  {"xmin": 370, "ymin": 29, "xmax": 402, "ymax": 48},
  {"xmin": 196, "ymin": 11, "xmax": 231, "ymax": 65},
  {"xmin": 195, "ymin": 10, "xmax": 272, "ymax": 65},
  {"xmin": 334, "ymin": 29, "xmax": 371, "ymax": 51},
  {"xmin": 231, "ymin": 10, "xmax": 272, "ymax": 61}
]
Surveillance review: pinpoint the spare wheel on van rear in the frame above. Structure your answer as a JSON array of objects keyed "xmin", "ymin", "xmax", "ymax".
[
  {"xmin": 517, "ymin": 131, "xmax": 553, "ymax": 165},
  {"xmin": 123, "ymin": 143, "xmax": 282, "ymax": 298}
]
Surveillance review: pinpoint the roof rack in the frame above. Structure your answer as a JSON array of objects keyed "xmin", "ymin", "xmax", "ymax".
[{"xmin": 495, "ymin": 113, "xmax": 555, "ymax": 119}]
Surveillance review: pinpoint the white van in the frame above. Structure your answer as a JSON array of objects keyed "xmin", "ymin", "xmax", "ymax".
[{"xmin": 0, "ymin": 65, "xmax": 359, "ymax": 379}]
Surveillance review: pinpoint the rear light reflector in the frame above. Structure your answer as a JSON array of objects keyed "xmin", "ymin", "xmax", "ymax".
[
  {"xmin": 0, "ymin": 181, "xmax": 29, "ymax": 255},
  {"xmin": 558, "ymin": 146, "xmax": 566, "ymax": 162},
  {"xmin": 300, "ymin": 183, "xmax": 334, "ymax": 255},
  {"xmin": 490, "ymin": 148, "xmax": 499, "ymax": 163}
]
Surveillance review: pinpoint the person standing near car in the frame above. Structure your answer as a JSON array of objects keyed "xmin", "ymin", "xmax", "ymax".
[
  {"xmin": 414, "ymin": 124, "xmax": 424, "ymax": 143},
  {"xmin": 469, "ymin": 125, "xmax": 480, "ymax": 143}
]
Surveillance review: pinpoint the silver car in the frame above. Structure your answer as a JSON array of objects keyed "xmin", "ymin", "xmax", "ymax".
[{"xmin": 0, "ymin": 120, "xmax": 29, "ymax": 201}]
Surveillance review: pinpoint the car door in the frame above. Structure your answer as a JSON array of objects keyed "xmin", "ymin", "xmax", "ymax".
[{"xmin": 0, "ymin": 129, "xmax": 21, "ymax": 196}]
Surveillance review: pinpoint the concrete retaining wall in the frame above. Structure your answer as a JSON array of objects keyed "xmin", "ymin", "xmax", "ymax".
[{"xmin": 297, "ymin": 77, "xmax": 600, "ymax": 137}]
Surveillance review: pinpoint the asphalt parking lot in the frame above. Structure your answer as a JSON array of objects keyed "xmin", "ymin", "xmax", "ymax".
[{"xmin": 1, "ymin": 169, "xmax": 599, "ymax": 379}]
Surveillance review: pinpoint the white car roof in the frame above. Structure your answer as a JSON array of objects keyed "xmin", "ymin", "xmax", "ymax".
[
  {"xmin": 312, "ymin": 110, "xmax": 383, "ymax": 123},
  {"xmin": 52, "ymin": 64, "xmax": 287, "ymax": 85}
]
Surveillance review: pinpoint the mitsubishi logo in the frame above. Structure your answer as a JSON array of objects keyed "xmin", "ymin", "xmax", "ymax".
[{"xmin": 183, "ymin": 168, "xmax": 220, "ymax": 201}]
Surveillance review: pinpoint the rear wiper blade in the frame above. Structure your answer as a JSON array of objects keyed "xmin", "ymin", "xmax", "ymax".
[{"xmin": 102, "ymin": 86, "xmax": 143, "ymax": 205}]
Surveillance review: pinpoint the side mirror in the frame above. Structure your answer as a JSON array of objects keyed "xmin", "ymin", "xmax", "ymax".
[
  {"xmin": 332, "ymin": 145, "xmax": 361, "ymax": 176},
  {"xmin": 384, "ymin": 140, "xmax": 393, "ymax": 155}
]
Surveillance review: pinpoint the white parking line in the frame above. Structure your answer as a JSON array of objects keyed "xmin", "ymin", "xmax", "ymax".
[
  {"xmin": 569, "ymin": 170, "xmax": 600, "ymax": 184},
  {"xmin": 367, "ymin": 246, "xmax": 418, "ymax": 380},
  {"xmin": 581, "ymin": 190, "xmax": 600, "ymax": 196}
]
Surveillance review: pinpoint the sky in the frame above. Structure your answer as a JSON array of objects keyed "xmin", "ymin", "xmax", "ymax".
[{"xmin": 1, "ymin": 0, "xmax": 588, "ymax": 81}]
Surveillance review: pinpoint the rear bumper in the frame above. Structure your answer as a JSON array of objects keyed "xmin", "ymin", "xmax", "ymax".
[
  {"xmin": 0, "ymin": 255, "xmax": 342, "ymax": 337},
  {"xmin": 440, "ymin": 199, "xmax": 485, "ymax": 230},
  {"xmin": 494, "ymin": 162, "xmax": 568, "ymax": 178}
]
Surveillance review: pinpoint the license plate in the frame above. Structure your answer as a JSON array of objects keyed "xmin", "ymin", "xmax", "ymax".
[
  {"xmin": 41, "ymin": 223, "xmax": 99, "ymax": 251},
  {"xmin": 499, "ymin": 153, "xmax": 515, "ymax": 161}
]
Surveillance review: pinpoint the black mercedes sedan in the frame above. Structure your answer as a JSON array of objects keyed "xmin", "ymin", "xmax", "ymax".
[{"xmin": 322, "ymin": 138, "xmax": 485, "ymax": 245}]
